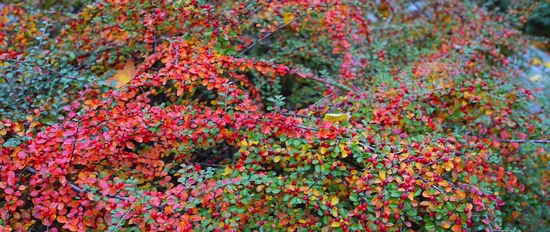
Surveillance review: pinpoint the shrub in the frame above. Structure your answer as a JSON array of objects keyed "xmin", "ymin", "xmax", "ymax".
[{"xmin": 0, "ymin": 0, "xmax": 548, "ymax": 231}]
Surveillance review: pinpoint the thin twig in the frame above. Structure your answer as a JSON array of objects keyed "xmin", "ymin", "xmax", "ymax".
[
  {"xmin": 23, "ymin": 166, "xmax": 129, "ymax": 201},
  {"xmin": 282, "ymin": 113, "xmax": 314, "ymax": 120},
  {"xmin": 238, "ymin": 15, "xmax": 305, "ymax": 57},
  {"xmin": 416, "ymin": 175, "xmax": 444, "ymax": 193},
  {"xmin": 312, "ymin": 93, "xmax": 335, "ymax": 107},
  {"xmin": 499, "ymin": 139, "xmax": 550, "ymax": 144},
  {"xmin": 409, "ymin": 0, "xmax": 431, "ymax": 19},
  {"xmin": 113, "ymin": 208, "xmax": 133, "ymax": 231},
  {"xmin": 35, "ymin": 22, "xmax": 50, "ymax": 60},
  {"xmin": 481, "ymin": 202, "xmax": 495, "ymax": 232},
  {"xmin": 0, "ymin": 58, "xmax": 79, "ymax": 81}
]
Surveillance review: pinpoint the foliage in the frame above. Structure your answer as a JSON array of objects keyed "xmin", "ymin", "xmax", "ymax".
[
  {"xmin": 0, "ymin": 0, "xmax": 548, "ymax": 231},
  {"xmin": 524, "ymin": 1, "xmax": 550, "ymax": 37}
]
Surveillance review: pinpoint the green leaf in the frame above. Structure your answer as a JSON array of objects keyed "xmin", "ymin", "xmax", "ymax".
[
  {"xmin": 406, "ymin": 209, "xmax": 417, "ymax": 217},
  {"xmin": 425, "ymin": 221, "xmax": 435, "ymax": 231},
  {"xmin": 349, "ymin": 194, "xmax": 357, "ymax": 202},
  {"xmin": 470, "ymin": 175, "xmax": 478, "ymax": 185}
]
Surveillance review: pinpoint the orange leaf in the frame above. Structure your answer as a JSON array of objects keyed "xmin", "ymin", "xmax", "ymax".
[
  {"xmin": 57, "ymin": 215, "xmax": 67, "ymax": 224},
  {"xmin": 451, "ymin": 224, "xmax": 462, "ymax": 232},
  {"xmin": 126, "ymin": 141, "xmax": 135, "ymax": 150},
  {"xmin": 422, "ymin": 190, "xmax": 431, "ymax": 198}
]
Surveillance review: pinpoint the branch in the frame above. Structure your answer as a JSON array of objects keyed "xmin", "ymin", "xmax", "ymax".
[
  {"xmin": 409, "ymin": 1, "xmax": 431, "ymax": 19},
  {"xmin": 23, "ymin": 166, "xmax": 129, "ymax": 201},
  {"xmin": 416, "ymin": 175, "xmax": 444, "ymax": 194},
  {"xmin": 113, "ymin": 208, "xmax": 134, "ymax": 231},
  {"xmin": 238, "ymin": 14, "xmax": 305, "ymax": 57},
  {"xmin": 499, "ymin": 139, "xmax": 550, "ymax": 144},
  {"xmin": 0, "ymin": 58, "xmax": 79, "ymax": 81},
  {"xmin": 282, "ymin": 113, "xmax": 315, "ymax": 120}
]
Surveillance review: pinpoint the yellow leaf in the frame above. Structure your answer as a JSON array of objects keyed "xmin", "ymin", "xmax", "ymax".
[
  {"xmin": 319, "ymin": 146, "xmax": 327, "ymax": 155},
  {"xmin": 323, "ymin": 112, "xmax": 350, "ymax": 123},
  {"xmin": 441, "ymin": 221, "xmax": 452, "ymax": 229},
  {"xmin": 408, "ymin": 192, "xmax": 415, "ymax": 201},
  {"xmin": 222, "ymin": 167, "xmax": 231, "ymax": 176},
  {"xmin": 0, "ymin": 128, "xmax": 6, "ymax": 136},
  {"xmin": 106, "ymin": 60, "xmax": 136, "ymax": 88},
  {"xmin": 273, "ymin": 156, "xmax": 282, "ymax": 163},
  {"xmin": 282, "ymin": 12, "xmax": 295, "ymax": 24},
  {"xmin": 415, "ymin": 162, "xmax": 422, "ymax": 171},
  {"xmin": 339, "ymin": 143, "xmax": 348, "ymax": 158},
  {"xmin": 331, "ymin": 207, "xmax": 339, "ymax": 217},
  {"xmin": 444, "ymin": 161, "xmax": 454, "ymax": 172},
  {"xmin": 331, "ymin": 222, "xmax": 341, "ymax": 227},
  {"xmin": 241, "ymin": 140, "xmax": 248, "ymax": 146},
  {"xmin": 330, "ymin": 196, "xmax": 339, "ymax": 205},
  {"xmin": 545, "ymin": 62, "xmax": 550, "ymax": 69},
  {"xmin": 379, "ymin": 171, "xmax": 387, "ymax": 181}
]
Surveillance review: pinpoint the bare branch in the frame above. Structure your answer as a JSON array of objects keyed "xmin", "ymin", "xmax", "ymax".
[
  {"xmin": 238, "ymin": 14, "xmax": 305, "ymax": 57},
  {"xmin": 499, "ymin": 139, "xmax": 550, "ymax": 144}
]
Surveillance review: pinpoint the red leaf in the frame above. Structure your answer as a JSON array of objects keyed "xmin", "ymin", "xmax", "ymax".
[
  {"xmin": 150, "ymin": 197, "xmax": 161, "ymax": 207},
  {"xmin": 5, "ymin": 187, "xmax": 14, "ymax": 195}
]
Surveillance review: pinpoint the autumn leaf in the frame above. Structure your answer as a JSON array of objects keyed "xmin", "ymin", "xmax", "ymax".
[
  {"xmin": 331, "ymin": 196, "xmax": 339, "ymax": 205},
  {"xmin": 379, "ymin": 171, "xmax": 387, "ymax": 181},
  {"xmin": 106, "ymin": 60, "xmax": 136, "ymax": 88},
  {"xmin": 323, "ymin": 112, "xmax": 350, "ymax": 123},
  {"xmin": 282, "ymin": 12, "xmax": 296, "ymax": 24},
  {"xmin": 441, "ymin": 220, "xmax": 452, "ymax": 229}
]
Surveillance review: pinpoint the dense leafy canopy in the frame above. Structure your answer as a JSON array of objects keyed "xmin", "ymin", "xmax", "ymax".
[{"xmin": 1, "ymin": 0, "xmax": 548, "ymax": 231}]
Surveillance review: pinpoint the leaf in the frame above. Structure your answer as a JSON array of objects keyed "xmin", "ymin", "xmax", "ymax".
[
  {"xmin": 222, "ymin": 167, "xmax": 231, "ymax": 176},
  {"xmin": 441, "ymin": 220, "xmax": 452, "ymax": 229},
  {"xmin": 56, "ymin": 215, "xmax": 67, "ymax": 224},
  {"xmin": 331, "ymin": 221, "xmax": 341, "ymax": 227},
  {"xmin": 339, "ymin": 143, "xmax": 348, "ymax": 158},
  {"xmin": 282, "ymin": 12, "xmax": 295, "ymax": 24},
  {"xmin": 469, "ymin": 175, "xmax": 478, "ymax": 184},
  {"xmin": 273, "ymin": 156, "xmax": 282, "ymax": 163},
  {"xmin": 106, "ymin": 60, "xmax": 136, "ymax": 88},
  {"xmin": 425, "ymin": 222, "xmax": 435, "ymax": 231},
  {"xmin": 126, "ymin": 141, "xmax": 135, "ymax": 150},
  {"xmin": 330, "ymin": 196, "xmax": 339, "ymax": 205},
  {"xmin": 379, "ymin": 171, "xmax": 386, "ymax": 181},
  {"xmin": 323, "ymin": 112, "xmax": 350, "ymax": 123},
  {"xmin": 451, "ymin": 224, "xmax": 462, "ymax": 231}
]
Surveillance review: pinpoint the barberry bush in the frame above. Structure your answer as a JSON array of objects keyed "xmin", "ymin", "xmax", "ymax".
[{"xmin": 1, "ymin": 0, "xmax": 548, "ymax": 231}]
